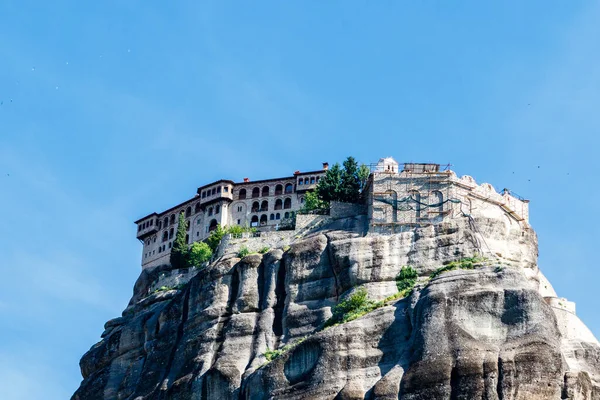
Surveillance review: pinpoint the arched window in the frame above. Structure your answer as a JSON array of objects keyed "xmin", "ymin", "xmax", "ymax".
[
  {"xmin": 270, "ymin": 213, "xmax": 275, "ymax": 220},
  {"xmin": 298, "ymin": 179, "xmax": 303, "ymax": 186},
  {"xmin": 164, "ymin": 217, "xmax": 169, "ymax": 227},
  {"xmin": 169, "ymin": 228, "xmax": 174, "ymax": 239},
  {"xmin": 186, "ymin": 220, "xmax": 190, "ymax": 230},
  {"xmin": 431, "ymin": 191, "xmax": 444, "ymax": 214},
  {"xmin": 275, "ymin": 184, "xmax": 283, "ymax": 195},
  {"xmin": 284, "ymin": 212, "xmax": 290, "ymax": 219},
  {"xmin": 410, "ymin": 190, "xmax": 421, "ymax": 219},
  {"xmin": 215, "ymin": 205, "xmax": 220, "ymax": 214},
  {"xmin": 310, "ymin": 177, "xmax": 315, "ymax": 184},
  {"xmin": 274, "ymin": 199, "xmax": 283, "ymax": 210},
  {"xmin": 162, "ymin": 231, "xmax": 168, "ymax": 242},
  {"xmin": 284, "ymin": 198, "xmax": 292, "ymax": 209},
  {"xmin": 252, "ymin": 187, "xmax": 260, "ymax": 198},
  {"xmin": 195, "ymin": 203, "xmax": 201, "ymax": 214},
  {"xmin": 251, "ymin": 215, "xmax": 259, "ymax": 227},
  {"xmin": 260, "ymin": 214, "xmax": 268, "ymax": 225},
  {"xmin": 185, "ymin": 234, "xmax": 189, "ymax": 244},
  {"xmin": 252, "ymin": 201, "xmax": 260, "ymax": 212},
  {"xmin": 185, "ymin": 207, "xmax": 191, "ymax": 217},
  {"xmin": 316, "ymin": 176, "xmax": 320, "ymax": 182},
  {"xmin": 260, "ymin": 200, "xmax": 268, "ymax": 211},
  {"xmin": 285, "ymin": 183, "xmax": 293, "ymax": 193},
  {"xmin": 208, "ymin": 207, "xmax": 213, "ymax": 216},
  {"xmin": 300, "ymin": 197, "xmax": 304, "ymax": 204},
  {"xmin": 239, "ymin": 189, "xmax": 247, "ymax": 200},
  {"xmin": 168, "ymin": 242, "xmax": 172, "ymax": 249},
  {"xmin": 209, "ymin": 219, "xmax": 218, "ymax": 232},
  {"xmin": 197, "ymin": 218, "xmax": 202, "ymax": 225},
  {"xmin": 170, "ymin": 214, "xmax": 175, "ymax": 225},
  {"xmin": 276, "ymin": 213, "xmax": 280, "ymax": 220},
  {"xmin": 262, "ymin": 186, "xmax": 270, "ymax": 196},
  {"xmin": 304, "ymin": 178, "xmax": 309, "ymax": 185}
]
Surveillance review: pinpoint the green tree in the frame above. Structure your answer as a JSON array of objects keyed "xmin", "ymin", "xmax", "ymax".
[
  {"xmin": 316, "ymin": 162, "xmax": 342, "ymax": 203},
  {"xmin": 358, "ymin": 164, "xmax": 370, "ymax": 192},
  {"xmin": 205, "ymin": 224, "xmax": 226, "ymax": 252},
  {"xmin": 188, "ymin": 242, "xmax": 213, "ymax": 266},
  {"xmin": 170, "ymin": 212, "xmax": 189, "ymax": 269},
  {"xmin": 339, "ymin": 156, "xmax": 361, "ymax": 202},
  {"xmin": 301, "ymin": 190, "xmax": 328, "ymax": 212}
]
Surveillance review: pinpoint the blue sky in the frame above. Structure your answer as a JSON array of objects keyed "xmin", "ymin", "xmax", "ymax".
[{"xmin": 1, "ymin": 1, "xmax": 599, "ymax": 398}]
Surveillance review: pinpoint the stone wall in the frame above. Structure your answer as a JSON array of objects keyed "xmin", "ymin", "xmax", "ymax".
[
  {"xmin": 329, "ymin": 201, "xmax": 367, "ymax": 219},
  {"xmin": 218, "ymin": 231, "xmax": 296, "ymax": 257}
]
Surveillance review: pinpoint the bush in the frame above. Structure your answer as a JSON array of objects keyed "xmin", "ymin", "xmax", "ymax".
[
  {"xmin": 205, "ymin": 224, "xmax": 226, "ymax": 252},
  {"xmin": 324, "ymin": 288, "xmax": 381, "ymax": 328},
  {"xmin": 188, "ymin": 242, "xmax": 212, "ymax": 266},
  {"xmin": 430, "ymin": 256, "xmax": 485, "ymax": 279},
  {"xmin": 237, "ymin": 247, "xmax": 250, "ymax": 258},
  {"xmin": 258, "ymin": 246, "xmax": 270, "ymax": 254},
  {"xmin": 396, "ymin": 266, "xmax": 418, "ymax": 292},
  {"xmin": 226, "ymin": 225, "xmax": 256, "ymax": 235}
]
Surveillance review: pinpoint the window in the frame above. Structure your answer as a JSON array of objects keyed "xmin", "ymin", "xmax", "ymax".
[
  {"xmin": 316, "ymin": 176, "xmax": 320, "ymax": 182},
  {"xmin": 284, "ymin": 212, "xmax": 290, "ymax": 218},
  {"xmin": 252, "ymin": 187, "xmax": 260, "ymax": 198},
  {"xmin": 276, "ymin": 213, "xmax": 280, "ymax": 220},
  {"xmin": 224, "ymin": 187, "xmax": 229, "ymax": 193},
  {"xmin": 197, "ymin": 231, "xmax": 200, "ymax": 237},
  {"xmin": 153, "ymin": 237, "xmax": 156, "ymax": 243},
  {"xmin": 209, "ymin": 219, "xmax": 218, "ymax": 231},
  {"xmin": 300, "ymin": 197, "xmax": 304, "ymax": 204},
  {"xmin": 162, "ymin": 232, "xmax": 168, "ymax": 242},
  {"xmin": 212, "ymin": 188, "xmax": 216, "ymax": 195},
  {"xmin": 168, "ymin": 242, "xmax": 172, "ymax": 249},
  {"xmin": 169, "ymin": 228, "xmax": 174, "ymax": 239},
  {"xmin": 202, "ymin": 191, "xmax": 206, "ymax": 198},
  {"xmin": 298, "ymin": 179, "xmax": 303, "ymax": 185},
  {"xmin": 150, "ymin": 219, "xmax": 154, "ymax": 226},
  {"xmin": 158, "ymin": 247, "xmax": 162, "ymax": 253},
  {"xmin": 146, "ymin": 239, "xmax": 150, "ymax": 245},
  {"xmin": 239, "ymin": 189, "xmax": 247, "ymax": 199},
  {"xmin": 158, "ymin": 221, "xmax": 162, "ymax": 230},
  {"xmin": 170, "ymin": 214, "xmax": 175, "ymax": 225},
  {"xmin": 262, "ymin": 186, "xmax": 269, "ymax": 196},
  {"xmin": 284, "ymin": 198, "xmax": 292, "ymax": 209},
  {"xmin": 304, "ymin": 178, "xmax": 309, "ymax": 185},
  {"xmin": 274, "ymin": 199, "xmax": 283, "ymax": 210},
  {"xmin": 186, "ymin": 207, "xmax": 191, "ymax": 217},
  {"xmin": 260, "ymin": 214, "xmax": 268, "ymax": 225},
  {"xmin": 270, "ymin": 213, "xmax": 275, "ymax": 220},
  {"xmin": 260, "ymin": 200, "xmax": 268, "ymax": 211},
  {"xmin": 251, "ymin": 215, "xmax": 259, "ymax": 227},
  {"xmin": 164, "ymin": 217, "xmax": 169, "ymax": 227},
  {"xmin": 252, "ymin": 201, "xmax": 260, "ymax": 212},
  {"xmin": 138, "ymin": 225, "xmax": 142, "ymax": 232},
  {"xmin": 275, "ymin": 184, "xmax": 283, "ymax": 195},
  {"xmin": 310, "ymin": 177, "xmax": 315, "ymax": 184},
  {"xmin": 216, "ymin": 205, "xmax": 220, "ymax": 214},
  {"xmin": 285, "ymin": 183, "xmax": 293, "ymax": 194},
  {"xmin": 237, "ymin": 206, "xmax": 242, "ymax": 212},
  {"xmin": 237, "ymin": 219, "xmax": 241, "ymax": 225},
  {"xmin": 217, "ymin": 187, "xmax": 221, "ymax": 193},
  {"xmin": 152, "ymin": 250, "xmax": 155, "ymax": 255},
  {"xmin": 195, "ymin": 203, "xmax": 201, "ymax": 214}
]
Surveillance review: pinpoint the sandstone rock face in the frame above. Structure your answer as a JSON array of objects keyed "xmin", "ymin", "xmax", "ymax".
[{"xmin": 73, "ymin": 216, "xmax": 600, "ymax": 399}]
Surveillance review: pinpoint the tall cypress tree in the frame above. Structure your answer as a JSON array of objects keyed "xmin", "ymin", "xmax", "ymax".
[
  {"xmin": 339, "ymin": 156, "xmax": 361, "ymax": 203},
  {"xmin": 316, "ymin": 163, "xmax": 342, "ymax": 202},
  {"xmin": 170, "ymin": 212, "xmax": 189, "ymax": 269}
]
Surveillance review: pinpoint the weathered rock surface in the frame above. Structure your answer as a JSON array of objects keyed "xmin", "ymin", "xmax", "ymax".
[{"xmin": 73, "ymin": 216, "xmax": 600, "ymax": 399}]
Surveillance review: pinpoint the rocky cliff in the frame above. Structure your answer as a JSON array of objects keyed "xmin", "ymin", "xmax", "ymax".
[{"xmin": 73, "ymin": 215, "xmax": 600, "ymax": 399}]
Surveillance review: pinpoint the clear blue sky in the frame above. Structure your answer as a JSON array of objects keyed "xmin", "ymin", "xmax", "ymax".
[{"xmin": 1, "ymin": 1, "xmax": 599, "ymax": 398}]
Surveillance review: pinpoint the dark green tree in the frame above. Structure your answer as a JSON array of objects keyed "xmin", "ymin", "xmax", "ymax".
[
  {"xmin": 358, "ymin": 164, "xmax": 371, "ymax": 192},
  {"xmin": 170, "ymin": 212, "xmax": 189, "ymax": 269},
  {"xmin": 315, "ymin": 162, "xmax": 342, "ymax": 202},
  {"xmin": 339, "ymin": 156, "xmax": 361, "ymax": 202}
]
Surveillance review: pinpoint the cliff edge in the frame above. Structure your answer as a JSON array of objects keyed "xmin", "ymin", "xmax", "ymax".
[{"xmin": 72, "ymin": 214, "xmax": 600, "ymax": 399}]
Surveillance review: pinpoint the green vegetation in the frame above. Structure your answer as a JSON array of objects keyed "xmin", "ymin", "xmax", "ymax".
[
  {"xmin": 301, "ymin": 156, "xmax": 370, "ymax": 213},
  {"xmin": 153, "ymin": 283, "xmax": 186, "ymax": 294},
  {"xmin": 226, "ymin": 224, "xmax": 257, "ymax": 236},
  {"xmin": 324, "ymin": 288, "xmax": 383, "ymax": 328},
  {"xmin": 258, "ymin": 246, "xmax": 270, "ymax": 254},
  {"xmin": 170, "ymin": 212, "xmax": 190, "ymax": 269},
  {"xmin": 396, "ymin": 266, "xmax": 418, "ymax": 292},
  {"xmin": 429, "ymin": 256, "xmax": 486, "ymax": 279},
  {"xmin": 206, "ymin": 224, "xmax": 226, "ymax": 252},
  {"xmin": 188, "ymin": 242, "xmax": 213, "ymax": 266},
  {"xmin": 237, "ymin": 247, "xmax": 250, "ymax": 258},
  {"xmin": 262, "ymin": 337, "xmax": 307, "ymax": 363},
  {"xmin": 283, "ymin": 245, "xmax": 291, "ymax": 252}
]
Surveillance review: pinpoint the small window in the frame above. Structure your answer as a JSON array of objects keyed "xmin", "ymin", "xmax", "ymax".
[
  {"xmin": 168, "ymin": 242, "xmax": 172, "ymax": 249},
  {"xmin": 153, "ymin": 237, "xmax": 156, "ymax": 243},
  {"xmin": 158, "ymin": 247, "xmax": 162, "ymax": 253},
  {"xmin": 310, "ymin": 177, "xmax": 315, "ymax": 184},
  {"xmin": 197, "ymin": 231, "xmax": 200, "ymax": 237},
  {"xmin": 270, "ymin": 213, "xmax": 275, "ymax": 220},
  {"xmin": 217, "ymin": 187, "xmax": 221, "ymax": 193},
  {"xmin": 195, "ymin": 203, "xmax": 201, "ymax": 213},
  {"xmin": 300, "ymin": 197, "xmax": 304, "ymax": 204},
  {"xmin": 276, "ymin": 213, "xmax": 280, "ymax": 220},
  {"xmin": 208, "ymin": 207, "xmax": 213, "ymax": 216},
  {"xmin": 304, "ymin": 178, "xmax": 309, "ymax": 185},
  {"xmin": 212, "ymin": 188, "xmax": 216, "ymax": 195},
  {"xmin": 237, "ymin": 206, "xmax": 242, "ymax": 212},
  {"xmin": 237, "ymin": 219, "xmax": 241, "ymax": 224},
  {"xmin": 224, "ymin": 187, "xmax": 229, "ymax": 193},
  {"xmin": 215, "ymin": 205, "xmax": 220, "ymax": 214},
  {"xmin": 239, "ymin": 189, "xmax": 247, "ymax": 199},
  {"xmin": 298, "ymin": 180, "xmax": 303, "ymax": 185},
  {"xmin": 202, "ymin": 191, "xmax": 206, "ymax": 198},
  {"xmin": 284, "ymin": 212, "xmax": 290, "ymax": 218},
  {"xmin": 197, "ymin": 218, "xmax": 202, "ymax": 225},
  {"xmin": 285, "ymin": 183, "xmax": 293, "ymax": 193},
  {"xmin": 316, "ymin": 176, "xmax": 320, "ymax": 182}
]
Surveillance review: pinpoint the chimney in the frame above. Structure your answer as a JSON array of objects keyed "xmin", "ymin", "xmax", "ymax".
[
  {"xmin": 294, "ymin": 170, "xmax": 301, "ymax": 175},
  {"xmin": 243, "ymin": 178, "xmax": 250, "ymax": 182},
  {"xmin": 322, "ymin": 162, "xmax": 329, "ymax": 170}
]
